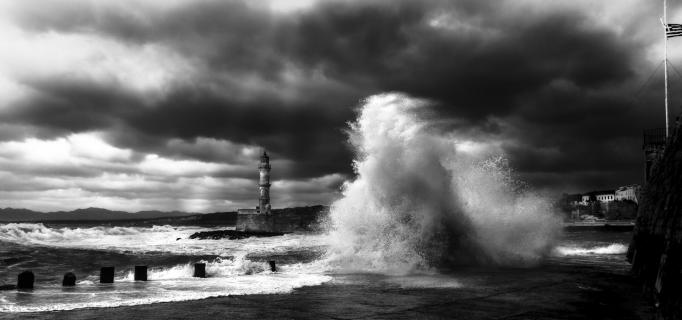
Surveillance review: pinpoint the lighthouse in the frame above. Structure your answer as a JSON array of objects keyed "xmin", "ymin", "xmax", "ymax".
[
  {"xmin": 235, "ymin": 149, "xmax": 325, "ymax": 233},
  {"xmin": 258, "ymin": 150, "xmax": 271, "ymax": 214}
]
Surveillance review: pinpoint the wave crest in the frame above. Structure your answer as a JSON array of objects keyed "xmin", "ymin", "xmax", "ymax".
[
  {"xmin": 0, "ymin": 223, "xmax": 204, "ymax": 253},
  {"xmin": 553, "ymin": 243, "xmax": 628, "ymax": 256},
  {"xmin": 324, "ymin": 93, "xmax": 561, "ymax": 273}
]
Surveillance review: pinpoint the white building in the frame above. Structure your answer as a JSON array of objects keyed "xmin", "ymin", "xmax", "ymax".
[
  {"xmin": 579, "ymin": 190, "xmax": 615, "ymax": 205},
  {"xmin": 615, "ymin": 185, "xmax": 640, "ymax": 203},
  {"xmin": 595, "ymin": 192, "xmax": 615, "ymax": 202}
]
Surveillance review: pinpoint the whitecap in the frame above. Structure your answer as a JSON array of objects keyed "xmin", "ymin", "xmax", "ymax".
[{"xmin": 553, "ymin": 243, "xmax": 628, "ymax": 256}]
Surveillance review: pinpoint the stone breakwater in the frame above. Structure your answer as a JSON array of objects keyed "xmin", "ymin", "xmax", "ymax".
[
  {"xmin": 628, "ymin": 121, "xmax": 682, "ymax": 319},
  {"xmin": 188, "ymin": 230, "xmax": 284, "ymax": 240},
  {"xmin": 190, "ymin": 205, "xmax": 329, "ymax": 240},
  {"xmin": 236, "ymin": 205, "xmax": 329, "ymax": 233}
]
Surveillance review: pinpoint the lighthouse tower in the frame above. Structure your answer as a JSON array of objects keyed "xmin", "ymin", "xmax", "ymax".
[{"xmin": 257, "ymin": 151, "xmax": 271, "ymax": 214}]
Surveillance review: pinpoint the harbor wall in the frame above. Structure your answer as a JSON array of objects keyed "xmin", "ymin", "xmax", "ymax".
[
  {"xmin": 628, "ymin": 120, "xmax": 682, "ymax": 319},
  {"xmin": 236, "ymin": 205, "xmax": 329, "ymax": 233}
]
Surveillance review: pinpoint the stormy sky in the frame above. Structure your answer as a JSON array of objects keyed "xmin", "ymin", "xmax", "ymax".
[{"xmin": 0, "ymin": 0, "xmax": 680, "ymax": 212}]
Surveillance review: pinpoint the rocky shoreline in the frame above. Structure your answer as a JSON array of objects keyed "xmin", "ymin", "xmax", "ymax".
[{"xmin": 188, "ymin": 230, "xmax": 284, "ymax": 240}]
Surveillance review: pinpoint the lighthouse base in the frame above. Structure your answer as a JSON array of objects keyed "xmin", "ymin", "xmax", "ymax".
[
  {"xmin": 235, "ymin": 211, "xmax": 276, "ymax": 233},
  {"xmin": 235, "ymin": 206, "xmax": 329, "ymax": 233}
]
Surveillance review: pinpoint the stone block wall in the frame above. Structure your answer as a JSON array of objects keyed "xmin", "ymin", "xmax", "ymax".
[
  {"xmin": 236, "ymin": 205, "xmax": 329, "ymax": 233},
  {"xmin": 628, "ymin": 122, "xmax": 682, "ymax": 319}
]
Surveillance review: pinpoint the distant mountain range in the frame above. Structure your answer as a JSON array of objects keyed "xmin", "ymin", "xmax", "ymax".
[
  {"xmin": 0, "ymin": 206, "xmax": 328, "ymax": 226},
  {"xmin": 0, "ymin": 207, "xmax": 200, "ymax": 222}
]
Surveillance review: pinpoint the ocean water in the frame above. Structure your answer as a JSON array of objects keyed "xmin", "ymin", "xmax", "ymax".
[
  {"xmin": 0, "ymin": 223, "xmax": 331, "ymax": 312},
  {"xmin": 0, "ymin": 223, "xmax": 630, "ymax": 313},
  {"xmin": 0, "ymin": 94, "xmax": 635, "ymax": 315}
]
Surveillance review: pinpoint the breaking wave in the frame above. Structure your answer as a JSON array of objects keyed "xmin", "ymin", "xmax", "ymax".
[
  {"xmin": 0, "ymin": 223, "xmax": 205, "ymax": 253},
  {"xmin": 119, "ymin": 255, "xmax": 265, "ymax": 281},
  {"xmin": 0, "ymin": 223, "xmax": 327, "ymax": 257},
  {"xmin": 325, "ymin": 93, "xmax": 561, "ymax": 273}
]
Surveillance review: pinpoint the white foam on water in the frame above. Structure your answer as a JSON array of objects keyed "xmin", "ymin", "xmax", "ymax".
[
  {"xmin": 0, "ymin": 272, "xmax": 331, "ymax": 312},
  {"xmin": 0, "ymin": 252, "xmax": 331, "ymax": 312},
  {"xmin": 0, "ymin": 223, "xmax": 327, "ymax": 257},
  {"xmin": 0, "ymin": 93, "xmax": 571, "ymax": 311},
  {"xmin": 325, "ymin": 93, "xmax": 561, "ymax": 274},
  {"xmin": 0, "ymin": 223, "xmax": 334, "ymax": 312},
  {"xmin": 0, "ymin": 223, "xmax": 211, "ymax": 253},
  {"xmin": 553, "ymin": 243, "xmax": 628, "ymax": 256},
  {"xmin": 118, "ymin": 256, "xmax": 283, "ymax": 281}
]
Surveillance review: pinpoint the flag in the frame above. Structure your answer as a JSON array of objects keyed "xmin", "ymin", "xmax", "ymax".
[{"xmin": 666, "ymin": 23, "xmax": 682, "ymax": 38}]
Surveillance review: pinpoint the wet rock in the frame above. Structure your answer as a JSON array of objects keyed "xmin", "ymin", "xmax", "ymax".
[{"xmin": 188, "ymin": 230, "xmax": 283, "ymax": 240}]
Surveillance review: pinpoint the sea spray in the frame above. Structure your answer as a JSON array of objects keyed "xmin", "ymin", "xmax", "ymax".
[{"xmin": 325, "ymin": 93, "xmax": 561, "ymax": 273}]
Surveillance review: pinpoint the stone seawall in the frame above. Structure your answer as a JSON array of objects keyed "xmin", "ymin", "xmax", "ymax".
[
  {"xmin": 628, "ymin": 121, "xmax": 682, "ymax": 319},
  {"xmin": 236, "ymin": 205, "xmax": 329, "ymax": 233}
]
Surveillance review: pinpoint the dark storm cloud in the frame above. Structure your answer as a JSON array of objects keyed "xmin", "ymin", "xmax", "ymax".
[
  {"xmin": 288, "ymin": 2, "xmax": 635, "ymax": 120},
  {"xmin": 1, "ymin": 0, "xmax": 668, "ymax": 198},
  {"xmin": 8, "ymin": 78, "xmax": 134, "ymax": 133},
  {"xmin": 99, "ymin": 87, "xmax": 356, "ymax": 179}
]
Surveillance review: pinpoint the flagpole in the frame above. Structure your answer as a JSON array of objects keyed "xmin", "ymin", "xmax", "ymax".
[{"xmin": 665, "ymin": 0, "xmax": 670, "ymax": 138}]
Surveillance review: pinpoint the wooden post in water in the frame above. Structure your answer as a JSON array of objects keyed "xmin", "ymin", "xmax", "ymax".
[
  {"xmin": 62, "ymin": 272, "xmax": 76, "ymax": 286},
  {"xmin": 134, "ymin": 266, "xmax": 148, "ymax": 281},
  {"xmin": 193, "ymin": 263, "xmax": 206, "ymax": 278},
  {"xmin": 17, "ymin": 271, "xmax": 34, "ymax": 289},
  {"xmin": 100, "ymin": 267, "xmax": 115, "ymax": 283}
]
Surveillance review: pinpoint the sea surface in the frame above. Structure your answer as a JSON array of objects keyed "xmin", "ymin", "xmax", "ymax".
[{"xmin": 0, "ymin": 223, "xmax": 631, "ymax": 313}]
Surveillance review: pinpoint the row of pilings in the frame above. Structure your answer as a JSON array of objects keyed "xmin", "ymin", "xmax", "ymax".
[
  {"xmin": 628, "ymin": 118, "xmax": 682, "ymax": 319},
  {"xmin": 8, "ymin": 264, "xmax": 205, "ymax": 290},
  {"xmin": 6, "ymin": 261, "xmax": 277, "ymax": 290}
]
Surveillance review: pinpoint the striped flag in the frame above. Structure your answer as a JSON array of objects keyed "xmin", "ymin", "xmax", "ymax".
[{"xmin": 666, "ymin": 23, "xmax": 682, "ymax": 38}]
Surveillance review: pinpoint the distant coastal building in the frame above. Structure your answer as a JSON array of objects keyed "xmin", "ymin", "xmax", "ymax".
[
  {"xmin": 615, "ymin": 185, "xmax": 641, "ymax": 203},
  {"xmin": 595, "ymin": 191, "xmax": 615, "ymax": 203},
  {"xmin": 560, "ymin": 185, "xmax": 640, "ymax": 221},
  {"xmin": 579, "ymin": 190, "xmax": 616, "ymax": 205},
  {"xmin": 237, "ymin": 151, "xmax": 272, "ymax": 215},
  {"xmin": 576, "ymin": 186, "xmax": 640, "ymax": 205}
]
